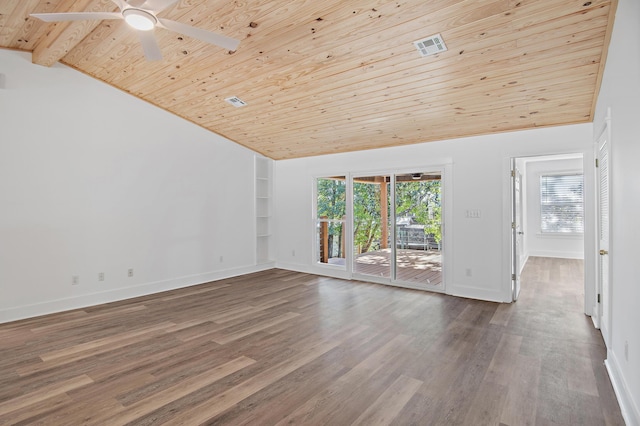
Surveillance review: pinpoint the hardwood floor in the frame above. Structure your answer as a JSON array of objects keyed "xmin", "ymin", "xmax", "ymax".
[{"xmin": 0, "ymin": 257, "xmax": 623, "ymax": 425}]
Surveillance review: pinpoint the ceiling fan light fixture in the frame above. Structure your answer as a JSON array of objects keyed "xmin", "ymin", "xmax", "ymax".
[{"xmin": 123, "ymin": 9, "xmax": 157, "ymax": 31}]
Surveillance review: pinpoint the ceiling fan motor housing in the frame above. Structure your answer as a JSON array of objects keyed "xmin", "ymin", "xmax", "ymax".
[{"xmin": 122, "ymin": 8, "xmax": 157, "ymax": 31}]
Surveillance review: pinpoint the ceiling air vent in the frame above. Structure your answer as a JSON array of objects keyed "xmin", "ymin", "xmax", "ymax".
[
  {"xmin": 413, "ymin": 34, "xmax": 447, "ymax": 57},
  {"xmin": 225, "ymin": 96, "xmax": 247, "ymax": 107}
]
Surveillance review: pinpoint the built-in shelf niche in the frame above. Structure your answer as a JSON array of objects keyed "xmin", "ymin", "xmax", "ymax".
[{"xmin": 255, "ymin": 156, "xmax": 273, "ymax": 264}]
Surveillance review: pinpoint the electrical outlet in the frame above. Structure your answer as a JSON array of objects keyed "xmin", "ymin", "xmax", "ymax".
[
  {"xmin": 465, "ymin": 268, "xmax": 472, "ymax": 277},
  {"xmin": 292, "ymin": 249, "xmax": 296, "ymax": 257},
  {"xmin": 219, "ymin": 256, "xmax": 224, "ymax": 262},
  {"xmin": 72, "ymin": 275, "xmax": 79, "ymax": 285},
  {"xmin": 128, "ymin": 268, "xmax": 134, "ymax": 277},
  {"xmin": 98, "ymin": 272, "xmax": 105, "ymax": 282}
]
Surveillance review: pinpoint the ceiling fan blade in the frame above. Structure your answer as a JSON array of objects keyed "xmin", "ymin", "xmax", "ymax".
[
  {"xmin": 137, "ymin": 30, "xmax": 163, "ymax": 61},
  {"xmin": 125, "ymin": 0, "xmax": 147, "ymax": 7},
  {"xmin": 140, "ymin": 0, "xmax": 180, "ymax": 13},
  {"xmin": 109, "ymin": 0, "xmax": 126, "ymax": 10},
  {"xmin": 157, "ymin": 18, "xmax": 240, "ymax": 51},
  {"xmin": 30, "ymin": 12, "xmax": 122, "ymax": 22}
]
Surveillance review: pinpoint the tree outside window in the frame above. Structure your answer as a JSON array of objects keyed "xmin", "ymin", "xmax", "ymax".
[
  {"xmin": 540, "ymin": 174, "xmax": 584, "ymax": 233},
  {"xmin": 316, "ymin": 177, "xmax": 346, "ymax": 264}
]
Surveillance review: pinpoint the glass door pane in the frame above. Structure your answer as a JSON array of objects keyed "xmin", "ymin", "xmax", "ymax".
[
  {"xmin": 352, "ymin": 175, "xmax": 391, "ymax": 278},
  {"xmin": 394, "ymin": 172, "xmax": 442, "ymax": 286}
]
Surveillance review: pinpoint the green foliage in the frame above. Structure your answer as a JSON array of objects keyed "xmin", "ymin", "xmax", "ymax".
[
  {"xmin": 395, "ymin": 180, "xmax": 442, "ymax": 243},
  {"xmin": 317, "ymin": 178, "xmax": 346, "ymax": 258},
  {"xmin": 317, "ymin": 178, "xmax": 346, "ymax": 220},
  {"xmin": 353, "ymin": 182, "xmax": 384, "ymax": 253},
  {"xmin": 317, "ymin": 176, "xmax": 442, "ymax": 256}
]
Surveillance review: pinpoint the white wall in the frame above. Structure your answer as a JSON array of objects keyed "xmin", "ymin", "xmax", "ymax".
[
  {"xmin": 0, "ymin": 50, "xmax": 265, "ymax": 323},
  {"xmin": 524, "ymin": 157, "xmax": 584, "ymax": 259},
  {"xmin": 593, "ymin": 0, "xmax": 640, "ymax": 423},
  {"xmin": 274, "ymin": 123, "xmax": 594, "ymax": 304}
]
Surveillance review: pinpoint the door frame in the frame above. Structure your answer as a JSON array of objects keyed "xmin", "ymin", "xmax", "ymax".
[
  {"xmin": 504, "ymin": 151, "xmax": 596, "ymax": 311},
  {"xmin": 349, "ymin": 164, "xmax": 452, "ymax": 293},
  {"xmin": 595, "ymin": 115, "xmax": 612, "ymax": 345},
  {"xmin": 510, "ymin": 159, "xmax": 524, "ymax": 301}
]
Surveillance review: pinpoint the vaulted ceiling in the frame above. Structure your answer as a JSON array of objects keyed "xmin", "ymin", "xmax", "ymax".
[{"xmin": 0, "ymin": 0, "xmax": 617, "ymax": 159}]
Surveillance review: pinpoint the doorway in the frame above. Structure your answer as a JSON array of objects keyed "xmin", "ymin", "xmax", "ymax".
[
  {"xmin": 352, "ymin": 174, "xmax": 392, "ymax": 279},
  {"xmin": 352, "ymin": 171, "xmax": 444, "ymax": 290},
  {"xmin": 509, "ymin": 153, "xmax": 587, "ymax": 304}
]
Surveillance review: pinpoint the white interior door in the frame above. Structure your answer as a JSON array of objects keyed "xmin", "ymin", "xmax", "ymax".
[
  {"xmin": 597, "ymin": 127, "xmax": 611, "ymax": 347},
  {"xmin": 511, "ymin": 161, "xmax": 524, "ymax": 301}
]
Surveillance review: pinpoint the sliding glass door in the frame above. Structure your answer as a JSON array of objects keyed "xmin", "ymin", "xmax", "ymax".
[
  {"xmin": 352, "ymin": 174, "xmax": 391, "ymax": 279},
  {"xmin": 394, "ymin": 172, "xmax": 442, "ymax": 286},
  {"xmin": 351, "ymin": 171, "xmax": 443, "ymax": 289}
]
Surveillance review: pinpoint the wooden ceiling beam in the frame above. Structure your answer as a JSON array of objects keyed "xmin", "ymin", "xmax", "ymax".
[{"xmin": 31, "ymin": 0, "xmax": 116, "ymax": 67}]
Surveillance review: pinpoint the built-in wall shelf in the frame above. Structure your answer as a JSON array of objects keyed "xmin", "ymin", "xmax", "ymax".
[{"xmin": 255, "ymin": 156, "xmax": 274, "ymax": 264}]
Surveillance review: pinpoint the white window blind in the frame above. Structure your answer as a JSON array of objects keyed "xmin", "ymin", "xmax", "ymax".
[{"xmin": 540, "ymin": 174, "xmax": 584, "ymax": 233}]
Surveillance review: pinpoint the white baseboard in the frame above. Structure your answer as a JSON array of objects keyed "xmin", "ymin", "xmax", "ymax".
[
  {"xmin": 276, "ymin": 261, "xmax": 351, "ymax": 280},
  {"xmin": 591, "ymin": 314, "xmax": 601, "ymax": 330},
  {"xmin": 528, "ymin": 250, "xmax": 584, "ymax": 259},
  {"xmin": 519, "ymin": 254, "xmax": 529, "ymax": 274},
  {"xmin": 446, "ymin": 283, "xmax": 508, "ymax": 303},
  {"xmin": 605, "ymin": 350, "xmax": 640, "ymax": 426},
  {"xmin": 0, "ymin": 264, "xmax": 273, "ymax": 324},
  {"xmin": 277, "ymin": 264, "xmax": 508, "ymax": 302}
]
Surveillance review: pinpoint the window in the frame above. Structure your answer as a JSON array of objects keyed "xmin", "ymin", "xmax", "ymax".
[
  {"xmin": 540, "ymin": 174, "xmax": 584, "ymax": 233},
  {"xmin": 316, "ymin": 177, "xmax": 346, "ymax": 266}
]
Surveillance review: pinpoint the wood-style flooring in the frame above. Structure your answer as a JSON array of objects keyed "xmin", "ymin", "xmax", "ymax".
[
  {"xmin": 354, "ymin": 248, "xmax": 442, "ymax": 285},
  {"xmin": 0, "ymin": 257, "xmax": 623, "ymax": 425}
]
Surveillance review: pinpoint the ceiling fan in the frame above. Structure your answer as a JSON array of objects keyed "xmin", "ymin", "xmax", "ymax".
[{"xmin": 30, "ymin": 0, "xmax": 240, "ymax": 61}]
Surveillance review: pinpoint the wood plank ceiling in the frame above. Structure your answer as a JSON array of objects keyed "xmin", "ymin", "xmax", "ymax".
[{"xmin": 0, "ymin": 0, "xmax": 617, "ymax": 159}]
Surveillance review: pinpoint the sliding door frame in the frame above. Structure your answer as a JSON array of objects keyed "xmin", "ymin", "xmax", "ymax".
[{"xmin": 349, "ymin": 164, "xmax": 452, "ymax": 293}]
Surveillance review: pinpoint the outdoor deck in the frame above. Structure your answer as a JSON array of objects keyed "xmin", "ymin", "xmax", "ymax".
[{"xmin": 353, "ymin": 248, "xmax": 442, "ymax": 286}]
